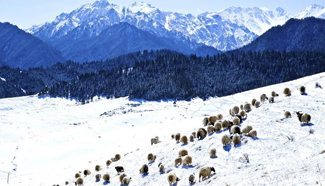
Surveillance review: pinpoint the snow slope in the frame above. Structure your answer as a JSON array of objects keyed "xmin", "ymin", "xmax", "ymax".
[{"xmin": 1, "ymin": 73, "xmax": 325, "ymax": 185}]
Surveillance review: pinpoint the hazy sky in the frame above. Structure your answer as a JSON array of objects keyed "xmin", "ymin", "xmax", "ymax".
[{"xmin": 1, "ymin": 0, "xmax": 324, "ymax": 29}]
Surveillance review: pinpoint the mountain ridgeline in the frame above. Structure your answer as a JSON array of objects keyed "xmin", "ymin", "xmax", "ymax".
[
  {"xmin": 49, "ymin": 22, "xmax": 218, "ymax": 62},
  {"xmin": 0, "ymin": 22, "xmax": 64, "ymax": 69},
  {"xmin": 240, "ymin": 17, "xmax": 325, "ymax": 52}
]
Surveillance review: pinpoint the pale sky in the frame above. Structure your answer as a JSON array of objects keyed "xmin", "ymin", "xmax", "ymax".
[{"xmin": 0, "ymin": 0, "xmax": 324, "ymax": 29}]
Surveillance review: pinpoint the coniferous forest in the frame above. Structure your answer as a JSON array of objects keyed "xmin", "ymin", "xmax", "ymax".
[{"xmin": 1, "ymin": 50, "xmax": 323, "ymax": 101}]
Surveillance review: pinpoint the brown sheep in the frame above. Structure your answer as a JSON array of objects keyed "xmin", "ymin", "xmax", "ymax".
[
  {"xmin": 175, "ymin": 133, "xmax": 181, "ymax": 142},
  {"xmin": 240, "ymin": 104, "xmax": 244, "ymax": 110},
  {"xmin": 209, "ymin": 148, "xmax": 217, "ymax": 158},
  {"xmin": 95, "ymin": 174, "xmax": 101, "ymax": 181},
  {"xmin": 197, "ymin": 128, "xmax": 207, "ymax": 140},
  {"xmin": 174, "ymin": 157, "xmax": 182, "ymax": 166},
  {"xmin": 248, "ymin": 130, "xmax": 257, "ymax": 138},
  {"xmin": 271, "ymin": 91, "xmax": 279, "ymax": 97},
  {"xmin": 139, "ymin": 164, "xmax": 149, "ymax": 174},
  {"xmin": 171, "ymin": 134, "xmax": 175, "ymax": 139},
  {"xmin": 158, "ymin": 163, "xmax": 165, "ymax": 173},
  {"xmin": 229, "ymin": 108, "xmax": 234, "ymax": 116},
  {"xmin": 76, "ymin": 178, "xmax": 84, "ymax": 186},
  {"xmin": 179, "ymin": 149, "xmax": 188, "ymax": 157},
  {"xmin": 217, "ymin": 114, "xmax": 223, "ymax": 120},
  {"xmin": 83, "ymin": 169, "xmax": 91, "ymax": 176},
  {"xmin": 221, "ymin": 120, "xmax": 230, "ymax": 129},
  {"xmin": 95, "ymin": 165, "xmax": 101, "ymax": 172},
  {"xmin": 167, "ymin": 173, "xmax": 180, "ymax": 185},
  {"xmin": 251, "ymin": 98, "xmax": 257, "ymax": 106},
  {"xmin": 242, "ymin": 125, "xmax": 253, "ymax": 134},
  {"xmin": 301, "ymin": 113, "xmax": 311, "ymax": 124},
  {"xmin": 122, "ymin": 177, "xmax": 131, "ymax": 185},
  {"xmin": 233, "ymin": 117, "xmax": 240, "ymax": 125},
  {"xmin": 230, "ymin": 125, "xmax": 241, "ymax": 135},
  {"xmin": 103, "ymin": 174, "xmax": 110, "ymax": 182},
  {"xmin": 65, "ymin": 181, "xmax": 69, "ymax": 185},
  {"xmin": 214, "ymin": 122, "xmax": 222, "ymax": 132},
  {"xmin": 255, "ymin": 101, "xmax": 261, "ymax": 108},
  {"xmin": 151, "ymin": 136, "xmax": 160, "ymax": 145},
  {"xmin": 232, "ymin": 133, "xmax": 241, "ymax": 145},
  {"xmin": 243, "ymin": 103, "xmax": 251, "ymax": 112},
  {"xmin": 147, "ymin": 153, "xmax": 156, "ymax": 162},
  {"xmin": 189, "ymin": 135, "xmax": 194, "ymax": 142},
  {"xmin": 299, "ymin": 86, "xmax": 306, "ymax": 95},
  {"xmin": 180, "ymin": 135, "xmax": 188, "ymax": 144},
  {"xmin": 284, "ymin": 111, "xmax": 291, "ymax": 118},
  {"xmin": 112, "ymin": 154, "xmax": 121, "ymax": 162},
  {"xmin": 115, "ymin": 166, "xmax": 124, "ymax": 173},
  {"xmin": 209, "ymin": 116, "xmax": 218, "ymax": 124},
  {"xmin": 119, "ymin": 173, "xmax": 127, "ymax": 183},
  {"xmin": 269, "ymin": 96, "xmax": 274, "ymax": 103},
  {"xmin": 182, "ymin": 155, "xmax": 192, "ymax": 166},
  {"xmin": 260, "ymin": 94, "xmax": 268, "ymax": 102},
  {"xmin": 283, "ymin": 87, "xmax": 291, "ymax": 96},
  {"xmin": 192, "ymin": 132, "xmax": 196, "ymax": 138},
  {"xmin": 75, "ymin": 173, "xmax": 81, "ymax": 178},
  {"xmin": 199, "ymin": 166, "xmax": 215, "ymax": 182},
  {"xmin": 239, "ymin": 110, "xmax": 246, "ymax": 118},
  {"xmin": 207, "ymin": 125, "xmax": 215, "ymax": 135},
  {"xmin": 106, "ymin": 160, "xmax": 112, "ymax": 167},
  {"xmin": 232, "ymin": 106, "xmax": 240, "ymax": 115},
  {"xmin": 221, "ymin": 134, "xmax": 231, "ymax": 146},
  {"xmin": 203, "ymin": 117, "xmax": 209, "ymax": 126},
  {"xmin": 189, "ymin": 173, "xmax": 195, "ymax": 184}
]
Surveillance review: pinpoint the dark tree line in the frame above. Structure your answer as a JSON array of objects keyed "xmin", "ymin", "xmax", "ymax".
[{"xmin": 41, "ymin": 50, "xmax": 325, "ymax": 101}]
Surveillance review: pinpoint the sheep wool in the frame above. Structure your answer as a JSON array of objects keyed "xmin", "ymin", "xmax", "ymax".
[
  {"xmin": 189, "ymin": 135, "xmax": 194, "ymax": 142},
  {"xmin": 175, "ymin": 133, "xmax": 181, "ymax": 142},
  {"xmin": 209, "ymin": 148, "xmax": 217, "ymax": 158},
  {"xmin": 233, "ymin": 117, "xmax": 241, "ymax": 125},
  {"xmin": 179, "ymin": 149, "xmax": 188, "ymax": 157},
  {"xmin": 199, "ymin": 166, "xmax": 215, "ymax": 182},
  {"xmin": 180, "ymin": 135, "xmax": 188, "ymax": 144},
  {"xmin": 207, "ymin": 125, "xmax": 215, "ymax": 135},
  {"xmin": 284, "ymin": 111, "xmax": 291, "ymax": 118},
  {"xmin": 242, "ymin": 125, "xmax": 253, "ymax": 134},
  {"xmin": 174, "ymin": 157, "xmax": 182, "ymax": 167},
  {"xmin": 122, "ymin": 177, "xmax": 131, "ymax": 185},
  {"xmin": 221, "ymin": 134, "xmax": 231, "ymax": 146},
  {"xmin": 119, "ymin": 173, "xmax": 127, "ymax": 183},
  {"xmin": 248, "ymin": 130, "xmax": 257, "ymax": 138},
  {"xmin": 283, "ymin": 87, "xmax": 291, "ymax": 96},
  {"xmin": 167, "ymin": 173, "xmax": 179, "ymax": 185},
  {"xmin": 182, "ymin": 155, "xmax": 192, "ymax": 166},
  {"xmin": 214, "ymin": 122, "xmax": 222, "ymax": 132},
  {"xmin": 232, "ymin": 133, "xmax": 241, "ymax": 145}
]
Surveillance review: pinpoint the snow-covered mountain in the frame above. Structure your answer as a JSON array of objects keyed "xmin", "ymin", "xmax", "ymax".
[
  {"xmin": 294, "ymin": 4, "xmax": 325, "ymax": 19},
  {"xmin": 1, "ymin": 72, "xmax": 325, "ymax": 185},
  {"xmin": 26, "ymin": 1, "xmax": 325, "ymax": 51}
]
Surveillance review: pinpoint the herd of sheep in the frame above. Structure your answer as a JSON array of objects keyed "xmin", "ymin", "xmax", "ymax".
[{"xmin": 53, "ymin": 83, "xmax": 319, "ymax": 186}]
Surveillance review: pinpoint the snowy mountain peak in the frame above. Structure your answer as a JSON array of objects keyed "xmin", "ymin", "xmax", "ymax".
[
  {"xmin": 295, "ymin": 4, "xmax": 325, "ymax": 19},
  {"xmin": 92, "ymin": 0, "xmax": 111, "ymax": 7},
  {"xmin": 128, "ymin": 1, "xmax": 158, "ymax": 14}
]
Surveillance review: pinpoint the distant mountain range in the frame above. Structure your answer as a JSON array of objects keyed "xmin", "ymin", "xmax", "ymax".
[
  {"xmin": 0, "ymin": 22, "xmax": 64, "ymax": 69},
  {"xmin": 27, "ymin": 1, "xmax": 325, "ymax": 52},
  {"xmin": 2, "ymin": 1, "xmax": 325, "ymax": 68},
  {"xmin": 239, "ymin": 17, "xmax": 325, "ymax": 52},
  {"xmin": 48, "ymin": 22, "xmax": 218, "ymax": 62}
]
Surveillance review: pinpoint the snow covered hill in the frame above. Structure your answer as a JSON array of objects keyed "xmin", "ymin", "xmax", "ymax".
[
  {"xmin": 0, "ymin": 72, "xmax": 325, "ymax": 185},
  {"xmin": 26, "ymin": 1, "xmax": 325, "ymax": 51}
]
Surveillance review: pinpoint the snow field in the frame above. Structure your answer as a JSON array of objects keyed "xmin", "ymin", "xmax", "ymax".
[{"xmin": 0, "ymin": 73, "xmax": 325, "ymax": 185}]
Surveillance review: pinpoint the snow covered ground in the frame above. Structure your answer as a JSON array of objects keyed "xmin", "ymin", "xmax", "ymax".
[{"xmin": 0, "ymin": 73, "xmax": 325, "ymax": 186}]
